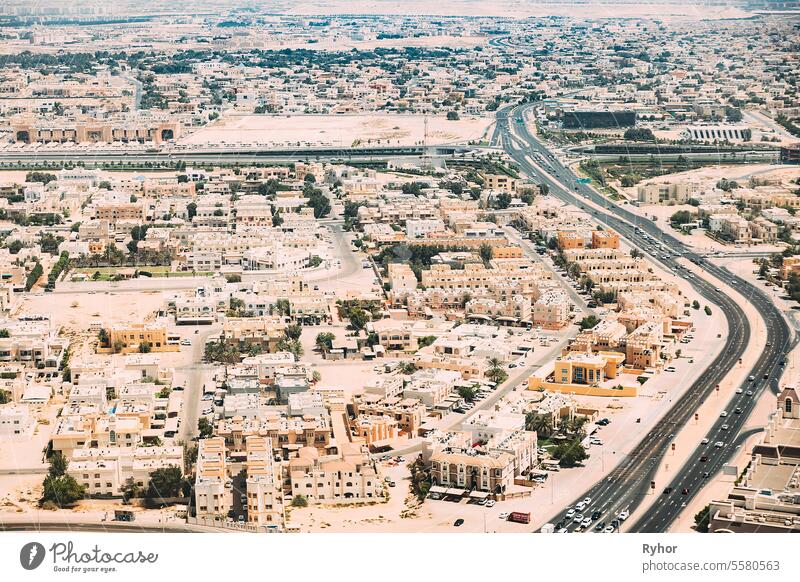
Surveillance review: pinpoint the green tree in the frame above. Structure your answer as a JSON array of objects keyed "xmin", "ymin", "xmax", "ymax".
[
  {"xmin": 285, "ymin": 324, "xmax": 303, "ymax": 341},
  {"xmin": 198, "ymin": 417, "xmax": 214, "ymax": 438},
  {"xmin": 348, "ymin": 308, "xmax": 369, "ymax": 330},
  {"xmin": 139, "ymin": 341, "xmax": 152, "ymax": 353},
  {"xmin": 315, "ymin": 332, "xmax": 335, "ymax": 352},
  {"xmin": 525, "ymin": 412, "xmax": 553, "ymax": 437},
  {"xmin": 417, "ymin": 335, "xmax": 436, "ymax": 349},
  {"xmin": 457, "ymin": 384, "xmax": 477, "ymax": 403},
  {"xmin": 291, "ymin": 495, "xmax": 308, "ymax": 507},
  {"xmin": 694, "ymin": 505, "xmax": 710, "ymax": 532},
  {"xmin": 408, "ymin": 457, "xmax": 431, "ymax": 500},
  {"xmin": 578, "ymin": 315, "xmax": 600, "ymax": 330},
  {"xmin": 479, "ymin": 243, "xmax": 493, "ymax": 264},
  {"xmin": 41, "ymin": 474, "xmax": 84, "ymax": 507},
  {"xmin": 146, "ymin": 466, "xmax": 186, "ymax": 498},
  {"xmin": 552, "ymin": 438, "xmax": 588, "ymax": 467},
  {"xmin": 48, "ymin": 451, "xmax": 68, "ymax": 477},
  {"xmin": 670, "ymin": 210, "xmax": 695, "ymax": 226},
  {"xmin": 487, "ymin": 357, "xmax": 507, "ymax": 384}
]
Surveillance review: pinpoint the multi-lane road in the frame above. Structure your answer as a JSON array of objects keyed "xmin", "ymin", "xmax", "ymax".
[{"xmin": 495, "ymin": 103, "xmax": 794, "ymax": 533}]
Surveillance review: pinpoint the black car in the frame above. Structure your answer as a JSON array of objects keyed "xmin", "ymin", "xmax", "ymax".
[
  {"xmin": 594, "ymin": 522, "xmax": 605, "ymax": 531},
  {"xmin": 591, "ymin": 511, "xmax": 602, "ymax": 520},
  {"xmin": 663, "ymin": 487, "xmax": 673, "ymax": 495},
  {"xmin": 453, "ymin": 519, "xmax": 464, "ymax": 527}
]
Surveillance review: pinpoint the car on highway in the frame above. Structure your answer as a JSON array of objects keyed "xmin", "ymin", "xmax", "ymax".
[
  {"xmin": 591, "ymin": 511, "xmax": 602, "ymax": 520},
  {"xmin": 700, "ymin": 455, "xmax": 709, "ymax": 462},
  {"xmin": 714, "ymin": 441, "xmax": 725, "ymax": 448},
  {"xmin": 617, "ymin": 510, "xmax": 629, "ymax": 521},
  {"xmin": 702, "ymin": 472, "xmax": 710, "ymax": 479},
  {"xmin": 721, "ymin": 424, "xmax": 729, "ymax": 431},
  {"xmin": 595, "ymin": 522, "xmax": 605, "ymax": 531},
  {"xmin": 736, "ymin": 388, "xmax": 743, "ymax": 394},
  {"xmin": 745, "ymin": 390, "xmax": 754, "ymax": 396},
  {"xmin": 701, "ymin": 438, "xmax": 709, "ymax": 445},
  {"xmin": 582, "ymin": 497, "xmax": 592, "ymax": 506},
  {"xmin": 565, "ymin": 508, "xmax": 575, "ymax": 518},
  {"xmin": 663, "ymin": 487, "xmax": 673, "ymax": 494},
  {"xmin": 575, "ymin": 501, "xmax": 586, "ymax": 511},
  {"xmin": 572, "ymin": 513, "xmax": 584, "ymax": 523},
  {"xmin": 603, "ymin": 525, "xmax": 615, "ymax": 533},
  {"xmin": 720, "ymin": 411, "xmax": 728, "ymax": 417},
  {"xmin": 681, "ymin": 488, "xmax": 689, "ymax": 495},
  {"xmin": 734, "ymin": 407, "xmax": 743, "ymax": 414},
  {"xmin": 581, "ymin": 517, "xmax": 592, "ymax": 528}
]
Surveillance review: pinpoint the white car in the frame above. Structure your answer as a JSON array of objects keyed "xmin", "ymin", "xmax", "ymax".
[
  {"xmin": 565, "ymin": 508, "xmax": 575, "ymax": 518},
  {"xmin": 617, "ymin": 510, "xmax": 630, "ymax": 521},
  {"xmin": 720, "ymin": 411, "xmax": 728, "ymax": 417},
  {"xmin": 714, "ymin": 441, "xmax": 725, "ymax": 448},
  {"xmin": 485, "ymin": 499, "xmax": 496, "ymax": 508},
  {"xmin": 181, "ymin": 339, "xmax": 191, "ymax": 346},
  {"xmin": 701, "ymin": 438, "xmax": 709, "ymax": 445},
  {"xmin": 499, "ymin": 512, "xmax": 510, "ymax": 520}
]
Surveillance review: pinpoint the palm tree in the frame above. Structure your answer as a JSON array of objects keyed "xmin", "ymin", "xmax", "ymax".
[{"xmin": 525, "ymin": 412, "xmax": 553, "ymax": 437}]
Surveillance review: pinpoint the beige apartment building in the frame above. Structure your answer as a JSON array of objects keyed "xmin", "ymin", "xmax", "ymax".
[
  {"xmin": 244, "ymin": 436, "xmax": 284, "ymax": 528},
  {"xmin": 195, "ymin": 437, "xmax": 230, "ymax": 519},
  {"xmin": 288, "ymin": 443, "xmax": 381, "ymax": 505},
  {"xmin": 636, "ymin": 182, "xmax": 693, "ymax": 205},
  {"xmin": 216, "ymin": 414, "xmax": 336, "ymax": 459},
  {"xmin": 67, "ymin": 445, "xmax": 184, "ymax": 497}
]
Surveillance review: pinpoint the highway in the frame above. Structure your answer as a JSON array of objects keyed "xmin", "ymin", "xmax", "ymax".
[
  {"xmin": 0, "ymin": 521, "xmax": 199, "ymax": 533},
  {"xmin": 495, "ymin": 103, "xmax": 794, "ymax": 533}
]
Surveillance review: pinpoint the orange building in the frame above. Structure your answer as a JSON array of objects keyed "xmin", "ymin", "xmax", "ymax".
[
  {"xmin": 556, "ymin": 231, "xmax": 586, "ymax": 250},
  {"xmin": 591, "ymin": 230, "xmax": 620, "ymax": 249}
]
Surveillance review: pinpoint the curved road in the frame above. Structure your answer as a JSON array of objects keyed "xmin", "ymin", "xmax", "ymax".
[{"xmin": 496, "ymin": 103, "xmax": 794, "ymax": 533}]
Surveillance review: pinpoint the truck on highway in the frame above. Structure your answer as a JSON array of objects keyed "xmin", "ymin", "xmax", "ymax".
[{"xmin": 508, "ymin": 512, "xmax": 531, "ymax": 524}]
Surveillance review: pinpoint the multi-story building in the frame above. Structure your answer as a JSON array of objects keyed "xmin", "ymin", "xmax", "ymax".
[
  {"xmin": 244, "ymin": 436, "xmax": 284, "ymax": 528},
  {"xmin": 194, "ymin": 437, "xmax": 230, "ymax": 519},
  {"xmin": 708, "ymin": 386, "xmax": 800, "ymax": 533},
  {"xmin": 287, "ymin": 443, "xmax": 381, "ymax": 505},
  {"xmin": 636, "ymin": 182, "xmax": 693, "ymax": 205},
  {"xmin": 67, "ymin": 446, "xmax": 184, "ymax": 497}
]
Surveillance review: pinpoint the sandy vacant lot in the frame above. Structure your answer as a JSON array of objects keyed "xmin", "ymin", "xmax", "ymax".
[{"xmin": 181, "ymin": 114, "xmax": 493, "ymax": 147}]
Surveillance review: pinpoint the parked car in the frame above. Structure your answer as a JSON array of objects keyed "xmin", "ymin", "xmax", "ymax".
[{"xmin": 453, "ymin": 519, "xmax": 464, "ymax": 527}]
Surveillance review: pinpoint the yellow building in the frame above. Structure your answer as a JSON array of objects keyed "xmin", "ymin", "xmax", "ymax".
[
  {"xmin": 99, "ymin": 324, "xmax": 178, "ymax": 354},
  {"xmin": 528, "ymin": 351, "xmax": 636, "ymax": 397}
]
